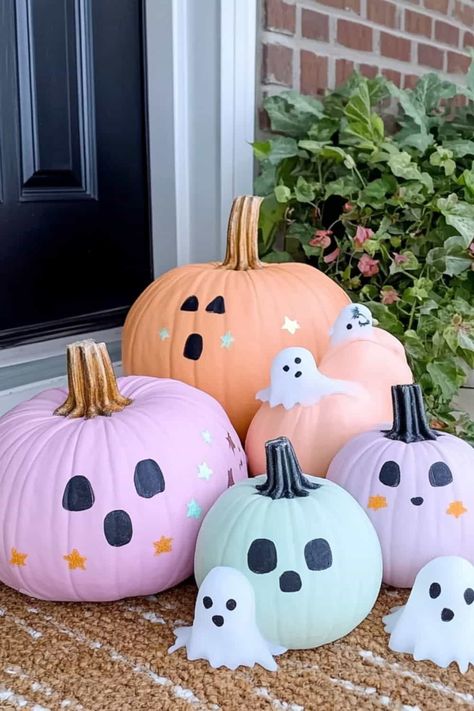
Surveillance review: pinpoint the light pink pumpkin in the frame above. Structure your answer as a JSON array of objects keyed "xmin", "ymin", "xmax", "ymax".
[
  {"xmin": 327, "ymin": 384, "xmax": 474, "ymax": 588},
  {"xmin": 0, "ymin": 341, "xmax": 246, "ymax": 602}
]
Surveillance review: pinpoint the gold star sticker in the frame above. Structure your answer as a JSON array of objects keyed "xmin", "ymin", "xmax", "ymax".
[
  {"xmin": 154, "ymin": 536, "xmax": 173, "ymax": 555},
  {"xmin": 447, "ymin": 501, "xmax": 468, "ymax": 518},
  {"xmin": 9, "ymin": 548, "xmax": 28, "ymax": 567},
  {"xmin": 368, "ymin": 495, "xmax": 388, "ymax": 511},
  {"xmin": 63, "ymin": 549, "xmax": 87, "ymax": 570}
]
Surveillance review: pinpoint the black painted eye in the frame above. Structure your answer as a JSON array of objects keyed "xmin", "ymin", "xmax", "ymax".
[
  {"xmin": 180, "ymin": 295, "xmax": 199, "ymax": 311},
  {"xmin": 294, "ymin": 357, "xmax": 301, "ymax": 364},
  {"xmin": 226, "ymin": 599, "xmax": 237, "ymax": 611},
  {"xmin": 379, "ymin": 461, "xmax": 401, "ymax": 488},
  {"xmin": 429, "ymin": 462, "xmax": 453, "ymax": 487},
  {"xmin": 346, "ymin": 324, "xmax": 353, "ymax": 330},
  {"xmin": 283, "ymin": 365, "xmax": 290, "ymax": 372},
  {"xmin": 205, "ymin": 296, "xmax": 225, "ymax": 314},
  {"xmin": 464, "ymin": 588, "xmax": 474, "ymax": 605},
  {"xmin": 203, "ymin": 596, "xmax": 213, "ymax": 609},
  {"xmin": 62, "ymin": 476, "xmax": 95, "ymax": 511},
  {"xmin": 247, "ymin": 538, "xmax": 277, "ymax": 574},
  {"xmin": 429, "ymin": 582, "xmax": 441, "ymax": 599},
  {"xmin": 304, "ymin": 538, "xmax": 333, "ymax": 571},
  {"xmin": 295, "ymin": 371, "xmax": 302, "ymax": 378},
  {"xmin": 134, "ymin": 459, "xmax": 165, "ymax": 498}
]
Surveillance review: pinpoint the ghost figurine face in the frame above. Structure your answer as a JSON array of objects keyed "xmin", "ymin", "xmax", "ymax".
[
  {"xmin": 256, "ymin": 347, "xmax": 357, "ymax": 410},
  {"xmin": 384, "ymin": 556, "xmax": 474, "ymax": 673},
  {"xmin": 169, "ymin": 566, "xmax": 285, "ymax": 670},
  {"xmin": 329, "ymin": 304, "xmax": 373, "ymax": 347}
]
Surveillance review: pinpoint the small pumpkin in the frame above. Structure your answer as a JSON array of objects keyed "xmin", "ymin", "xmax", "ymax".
[
  {"xmin": 194, "ymin": 437, "xmax": 382, "ymax": 649},
  {"xmin": 245, "ymin": 304, "xmax": 413, "ymax": 476},
  {"xmin": 122, "ymin": 196, "xmax": 349, "ymax": 441},
  {"xmin": 0, "ymin": 340, "xmax": 246, "ymax": 601},
  {"xmin": 327, "ymin": 384, "xmax": 474, "ymax": 588}
]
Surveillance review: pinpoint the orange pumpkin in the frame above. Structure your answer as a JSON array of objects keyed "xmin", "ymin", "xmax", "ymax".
[
  {"xmin": 122, "ymin": 196, "xmax": 349, "ymax": 440},
  {"xmin": 245, "ymin": 304, "xmax": 413, "ymax": 475}
]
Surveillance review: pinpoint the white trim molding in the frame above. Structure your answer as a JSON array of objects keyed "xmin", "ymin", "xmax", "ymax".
[{"xmin": 146, "ymin": 0, "xmax": 257, "ymax": 274}]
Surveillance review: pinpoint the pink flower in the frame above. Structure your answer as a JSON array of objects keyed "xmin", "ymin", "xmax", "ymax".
[
  {"xmin": 323, "ymin": 247, "xmax": 340, "ymax": 264},
  {"xmin": 469, "ymin": 242, "xmax": 474, "ymax": 256},
  {"xmin": 358, "ymin": 254, "xmax": 380, "ymax": 277},
  {"xmin": 354, "ymin": 225, "xmax": 374, "ymax": 247},
  {"xmin": 343, "ymin": 202, "xmax": 353, "ymax": 212},
  {"xmin": 380, "ymin": 287, "xmax": 400, "ymax": 305},
  {"xmin": 393, "ymin": 252, "xmax": 408, "ymax": 265},
  {"xmin": 309, "ymin": 229, "xmax": 332, "ymax": 249}
]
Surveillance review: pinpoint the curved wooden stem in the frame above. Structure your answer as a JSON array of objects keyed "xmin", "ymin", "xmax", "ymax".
[
  {"xmin": 219, "ymin": 195, "xmax": 264, "ymax": 270},
  {"xmin": 54, "ymin": 340, "xmax": 132, "ymax": 419}
]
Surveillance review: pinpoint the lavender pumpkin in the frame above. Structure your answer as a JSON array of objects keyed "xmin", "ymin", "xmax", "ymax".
[
  {"xmin": 0, "ymin": 340, "xmax": 246, "ymax": 601},
  {"xmin": 327, "ymin": 384, "xmax": 474, "ymax": 588}
]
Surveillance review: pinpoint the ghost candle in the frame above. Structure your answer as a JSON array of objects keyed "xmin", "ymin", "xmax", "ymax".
[
  {"xmin": 328, "ymin": 384, "xmax": 474, "ymax": 587},
  {"xmin": 329, "ymin": 303, "xmax": 374, "ymax": 346},
  {"xmin": 384, "ymin": 557, "xmax": 474, "ymax": 673},
  {"xmin": 169, "ymin": 566, "xmax": 286, "ymax": 670}
]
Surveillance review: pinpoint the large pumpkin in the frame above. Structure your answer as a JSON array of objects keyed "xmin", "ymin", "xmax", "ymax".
[
  {"xmin": 327, "ymin": 384, "xmax": 474, "ymax": 588},
  {"xmin": 245, "ymin": 304, "xmax": 413, "ymax": 476},
  {"xmin": 194, "ymin": 437, "xmax": 382, "ymax": 649},
  {"xmin": 122, "ymin": 196, "xmax": 349, "ymax": 440},
  {"xmin": 0, "ymin": 340, "xmax": 246, "ymax": 601}
]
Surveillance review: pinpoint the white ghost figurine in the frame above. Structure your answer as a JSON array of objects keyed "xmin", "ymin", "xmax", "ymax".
[
  {"xmin": 329, "ymin": 303, "xmax": 374, "ymax": 347},
  {"xmin": 256, "ymin": 346, "xmax": 360, "ymax": 410},
  {"xmin": 169, "ymin": 566, "xmax": 286, "ymax": 671},
  {"xmin": 384, "ymin": 556, "xmax": 474, "ymax": 673}
]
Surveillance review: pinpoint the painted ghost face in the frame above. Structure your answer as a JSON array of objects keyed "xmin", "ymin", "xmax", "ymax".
[
  {"xmin": 180, "ymin": 294, "xmax": 226, "ymax": 360},
  {"xmin": 169, "ymin": 566, "xmax": 285, "ymax": 670},
  {"xmin": 329, "ymin": 304, "xmax": 373, "ymax": 347},
  {"xmin": 256, "ymin": 347, "xmax": 357, "ymax": 410},
  {"xmin": 384, "ymin": 556, "xmax": 474, "ymax": 673}
]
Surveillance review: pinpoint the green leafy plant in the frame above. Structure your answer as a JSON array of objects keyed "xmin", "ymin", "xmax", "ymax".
[{"xmin": 254, "ymin": 67, "xmax": 474, "ymax": 441}]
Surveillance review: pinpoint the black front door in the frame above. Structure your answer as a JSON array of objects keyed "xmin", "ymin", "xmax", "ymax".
[{"xmin": 0, "ymin": 0, "xmax": 152, "ymax": 346}]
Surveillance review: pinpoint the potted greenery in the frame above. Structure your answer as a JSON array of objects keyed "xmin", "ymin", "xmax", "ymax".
[{"xmin": 254, "ymin": 67, "xmax": 474, "ymax": 442}]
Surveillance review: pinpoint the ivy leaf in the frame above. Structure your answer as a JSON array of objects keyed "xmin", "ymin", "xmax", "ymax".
[
  {"xmin": 264, "ymin": 91, "xmax": 324, "ymax": 137},
  {"xmin": 267, "ymin": 137, "xmax": 299, "ymax": 165},
  {"xmin": 262, "ymin": 250, "xmax": 293, "ymax": 263},
  {"xmin": 294, "ymin": 176, "xmax": 316, "ymax": 203},
  {"xmin": 298, "ymin": 140, "xmax": 329, "ymax": 154},
  {"xmin": 388, "ymin": 151, "xmax": 433, "ymax": 191},
  {"xmin": 252, "ymin": 141, "xmax": 271, "ymax": 161},
  {"xmin": 437, "ymin": 197, "xmax": 474, "ymax": 248},
  {"xmin": 258, "ymin": 195, "xmax": 286, "ymax": 253},
  {"xmin": 341, "ymin": 79, "xmax": 385, "ymax": 147},
  {"xmin": 274, "ymin": 185, "xmax": 292, "ymax": 203},
  {"xmin": 443, "ymin": 139, "xmax": 474, "ymax": 157},
  {"xmin": 426, "ymin": 361, "xmax": 465, "ymax": 401}
]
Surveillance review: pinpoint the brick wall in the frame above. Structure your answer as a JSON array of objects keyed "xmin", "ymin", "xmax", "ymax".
[{"xmin": 260, "ymin": 0, "xmax": 473, "ymax": 103}]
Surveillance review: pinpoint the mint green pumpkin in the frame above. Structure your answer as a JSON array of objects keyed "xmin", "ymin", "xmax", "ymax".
[{"xmin": 194, "ymin": 437, "xmax": 382, "ymax": 649}]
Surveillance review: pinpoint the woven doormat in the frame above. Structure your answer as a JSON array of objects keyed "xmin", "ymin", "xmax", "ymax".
[{"xmin": 0, "ymin": 580, "xmax": 472, "ymax": 710}]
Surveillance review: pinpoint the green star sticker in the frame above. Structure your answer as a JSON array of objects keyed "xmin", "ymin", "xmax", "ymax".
[
  {"xmin": 201, "ymin": 430, "xmax": 212, "ymax": 444},
  {"xmin": 220, "ymin": 331, "xmax": 234, "ymax": 349},
  {"xmin": 187, "ymin": 499, "xmax": 202, "ymax": 519},
  {"xmin": 159, "ymin": 327, "xmax": 170, "ymax": 341}
]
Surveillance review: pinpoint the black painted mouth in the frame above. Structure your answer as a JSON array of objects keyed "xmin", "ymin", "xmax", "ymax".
[
  {"xmin": 441, "ymin": 607, "xmax": 454, "ymax": 622},
  {"xmin": 103, "ymin": 509, "xmax": 133, "ymax": 547},
  {"xmin": 212, "ymin": 615, "xmax": 224, "ymax": 627},
  {"xmin": 183, "ymin": 333, "xmax": 203, "ymax": 360},
  {"xmin": 279, "ymin": 570, "xmax": 302, "ymax": 593},
  {"xmin": 411, "ymin": 497, "xmax": 424, "ymax": 506}
]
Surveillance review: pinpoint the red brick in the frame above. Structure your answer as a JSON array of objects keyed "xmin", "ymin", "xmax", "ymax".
[
  {"xmin": 435, "ymin": 20, "xmax": 460, "ymax": 46},
  {"xmin": 447, "ymin": 50, "xmax": 471, "ymax": 73},
  {"xmin": 262, "ymin": 44, "xmax": 293, "ymax": 86},
  {"xmin": 454, "ymin": 1, "xmax": 474, "ymax": 27},
  {"xmin": 464, "ymin": 30, "xmax": 474, "ymax": 48},
  {"xmin": 300, "ymin": 51, "xmax": 328, "ymax": 96},
  {"xmin": 336, "ymin": 59, "xmax": 354, "ymax": 86},
  {"xmin": 315, "ymin": 0, "xmax": 360, "ymax": 12},
  {"xmin": 424, "ymin": 0, "xmax": 449, "ymax": 11},
  {"xmin": 265, "ymin": 0, "xmax": 296, "ymax": 35},
  {"xmin": 367, "ymin": 0, "xmax": 398, "ymax": 28},
  {"xmin": 405, "ymin": 9, "xmax": 432, "ymax": 37},
  {"xmin": 337, "ymin": 19, "xmax": 372, "ymax": 51},
  {"xmin": 418, "ymin": 43, "xmax": 444, "ymax": 68},
  {"xmin": 404, "ymin": 73, "xmax": 420, "ymax": 88},
  {"xmin": 302, "ymin": 9, "xmax": 329, "ymax": 41},
  {"xmin": 380, "ymin": 32, "xmax": 411, "ymax": 61},
  {"xmin": 382, "ymin": 69, "xmax": 402, "ymax": 86},
  {"xmin": 359, "ymin": 63, "xmax": 378, "ymax": 78}
]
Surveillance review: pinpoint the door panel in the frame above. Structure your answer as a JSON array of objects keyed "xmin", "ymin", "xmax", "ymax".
[{"xmin": 0, "ymin": 0, "xmax": 151, "ymax": 346}]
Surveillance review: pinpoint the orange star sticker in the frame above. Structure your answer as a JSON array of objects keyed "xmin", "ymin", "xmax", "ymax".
[
  {"xmin": 153, "ymin": 536, "xmax": 173, "ymax": 555},
  {"xmin": 447, "ymin": 501, "xmax": 468, "ymax": 519},
  {"xmin": 9, "ymin": 548, "xmax": 28, "ymax": 566},
  {"xmin": 63, "ymin": 549, "xmax": 87, "ymax": 570},
  {"xmin": 368, "ymin": 495, "xmax": 388, "ymax": 511}
]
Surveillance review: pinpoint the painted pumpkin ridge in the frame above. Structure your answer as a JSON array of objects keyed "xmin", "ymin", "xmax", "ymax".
[
  {"xmin": 385, "ymin": 384, "xmax": 438, "ymax": 444},
  {"xmin": 257, "ymin": 437, "xmax": 321, "ymax": 499}
]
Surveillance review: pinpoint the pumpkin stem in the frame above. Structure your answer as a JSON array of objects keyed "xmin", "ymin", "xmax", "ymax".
[
  {"xmin": 219, "ymin": 196, "xmax": 264, "ymax": 271},
  {"xmin": 257, "ymin": 437, "xmax": 320, "ymax": 499},
  {"xmin": 384, "ymin": 384, "xmax": 437, "ymax": 443},
  {"xmin": 54, "ymin": 340, "xmax": 132, "ymax": 419}
]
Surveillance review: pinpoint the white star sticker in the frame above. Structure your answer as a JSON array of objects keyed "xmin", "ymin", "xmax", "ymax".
[
  {"xmin": 201, "ymin": 430, "xmax": 212, "ymax": 444},
  {"xmin": 197, "ymin": 462, "xmax": 213, "ymax": 480},
  {"xmin": 159, "ymin": 327, "xmax": 170, "ymax": 341},
  {"xmin": 220, "ymin": 331, "xmax": 235, "ymax": 349},
  {"xmin": 282, "ymin": 316, "xmax": 300, "ymax": 335}
]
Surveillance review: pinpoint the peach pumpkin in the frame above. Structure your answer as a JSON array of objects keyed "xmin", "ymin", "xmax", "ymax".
[
  {"xmin": 245, "ymin": 305, "xmax": 413, "ymax": 476},
  {"xmin": 122, "ymin": 196, "xmax": 349, "ymax": 440}
]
